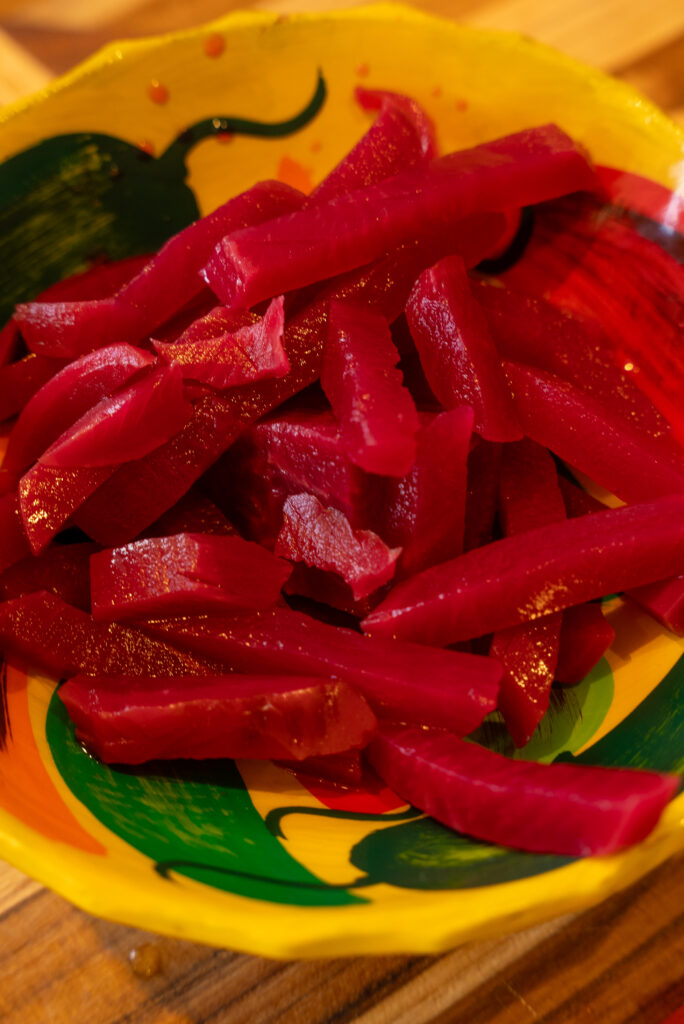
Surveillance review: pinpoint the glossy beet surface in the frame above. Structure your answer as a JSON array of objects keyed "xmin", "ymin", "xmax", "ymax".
[
  {"xmin": 275, "ymin": 493, "xmax": 401, "ymax": 601},
  {"xmin": 368, "ymin": 723, "xmax": 680, "ymax": 856},
  {"xmin": 406, "ymin": 256, "xmax": 521, "ymax": 441},
  {"xmin": 153, "ymin": 296, "xmax": 288, "ymax": 389},
  {"xmin": 59, "ymin": 674, "xmax": 377, "ymax": 764},
  {"xmin": 15, "ymin": 181, "xmax": 304, "ymax": 358},
  {"xmin": 90, "ymin": 533, "xmax": 291, "ymax": 621},
  {"xmin": 202, "ymin": 126, "xmax": 596, "ymax": 310},
  {"xmin": 322, "ymin": 300, "xmax": 418, "ymax": 476},
  {"xmin": 139, "ymin": 605, "xmax": 501, "ymax": 735},
  {"xmin": 363, "ymin": 494, "xmax": 684, "ymax": 645}
]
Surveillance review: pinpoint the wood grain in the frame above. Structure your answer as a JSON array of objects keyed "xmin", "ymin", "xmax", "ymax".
[{"xmin": 0, "ymin": 2, "xmax": 683, "ymax": 1022}]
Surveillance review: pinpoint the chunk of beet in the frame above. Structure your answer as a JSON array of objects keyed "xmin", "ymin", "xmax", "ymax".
[
  {"xmin": 15, "ymin": 181, "xmax": 304, "ymax": 358},
  {"xmin": 19, "ymin": 462, "xmax": 114, "ymax": 555},
  {"xmin": 555, "ymin": 603, "xmax": 616, "ymax": 684},
  {"xmin": 153, "ymin": 296, "xmax": 288, "ymax": 389},
  {"xmin": 489, "ymin": 440, "xmax": 566, "ymax": 746},
  {"xmin": 139, "ymin": 605, "xmax": 501, "ymax": 736},
  {"xmin": 406, "ymin": 256, "xmax": 521, "ymax": 441},
  {"xmin": 378, "ymin": 408, "xmax": 473, "ymax": 578},
  {"xmin": 275, "ymin": 493, "xmax": 401, "ymax": 602},
  {"xmin": 505, "ymin": 362, "xmax": 684, "ymax": 503},
  {"xmin": 203, "ymin": 126, "xmax": 597, "ymax": 310},
  {"xmin": 367, "ymin": 723, "xmax": 679, "ymax": 856},
  {"xmin": 207, "ymin": 410, "xmax": 383, "ymax": 547},
  {"xmin": 90, "ymin": 532, "xmax": 290, "ymax": 622},
  {"xmin": 60, "ymin": 673, "xmax": 377, "ymax": 765},
  {"xmin": 3, "ymin": 343, "xmax": 155, "ymax": 476},
  {"xmin": 309, "ymin": 88, "xmax": 435, "ymax": 205},
  {"xmin": 322, "ymin": 300, "xmax": 419, "ymax": 476},
  {"xmin": 363, "ymin": 494, "xmax": 684, "ymax": 646},
  {"xmin": 627, "ymin": 576, "xmax": 684, "ymax": 636},
  {"xmin": 275, "ymin": 750, "xmax": 364, "ymax": 787},
  {"xmin": 0, "ymin": 591, "xmax": 218, "ymax": 679},
  {"xmin": 40, "ymin": 363, "xmax": 192, "ymax": 469}
]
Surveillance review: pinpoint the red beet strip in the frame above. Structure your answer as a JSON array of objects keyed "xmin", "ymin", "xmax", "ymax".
[
  {"xmin": 202, "ymin": 125, "xmax": 597, "ymax": 310},
  {"xmin": 377, "ymin": 408, "xmax": 473, "ymax": 578},
  {"xmin": 406, "ymin": 256, "xmax": 521, "ymax": 441},
  {"xmin": 555, "ymin": 603, "xmax": 616, "ymax": 684},
  {"xmin": 505, "ymin": 362, "xmax": 684, "ymax": 504},
  {"xmin": 3, "ymin": 343, "xmax": 155, "ymax": 477},
  {"xmin": 363, "ymin": 493, "xmax": 684, "ymax": 646},
  {"xmin": 59, "ymin": 673, "xmax": 377, "ymax": 764},
  {"xmin": 90, "ymin": 533, "xmax": 291, "ymax": 622},
  {"xmin": 15, "ymin": 181, "xmax": 304, "ymax": 358},
  {"xmin": 139, "ymin": 604, "xmax": 501, "ymax": 736},
  {"xmin": 322, "ymin": 300, "xmax": 419, "ymax": 476},
  {"xmin": 0, "ymin": 591, "xmax": 220, "ymax": 679},
  {"xmin": 367, "ymin": 723, "xmax": 679, "ymax": 857},
  {"xmin": 489, "ymin": 440, "xmax": 566, "ymax": 747}
]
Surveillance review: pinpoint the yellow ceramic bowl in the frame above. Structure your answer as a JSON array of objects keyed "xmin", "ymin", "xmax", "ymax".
[{"xmin": 1, "ymin": 4, "xmax": 683, "ymax": 959}]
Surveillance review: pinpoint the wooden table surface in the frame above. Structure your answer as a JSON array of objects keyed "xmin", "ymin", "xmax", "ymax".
[{"xmin": 1, "ymin": 2, "xmax": 684, "ymax": 1022}]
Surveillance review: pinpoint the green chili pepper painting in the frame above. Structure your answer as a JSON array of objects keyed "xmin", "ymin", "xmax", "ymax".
[{"xmin": 0, "ymin": 71, "xmax": 326, "ymax": 326}]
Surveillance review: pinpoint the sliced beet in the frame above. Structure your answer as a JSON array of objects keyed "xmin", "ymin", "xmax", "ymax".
[
  {"xmin": 363, "ymin": 494, "xmax": 684, "ymax": 646},
  {"xmin": 153, "ymin": 296, "xmax": 288, "ymax": 389},
  {"xmin": 501, "ymin": 193, "xmax": 684, "ymax": 445},
  {"xmin": 139, "ymin": 605, "xmax": 501, "ymax": 736},
  {"xmin": 0, "ymin": 353, "xmax": 69, "ymax": 424},
  {"xmin": 0, "ymin": 591, "xmax": 218, "ymax": 679},
  {"xmin": 275, "ymin": 493, "xmax": 401, "ymax": 601},
  {"xmin": 72, "ymin": 233, "xmax": 477, "ymax": 546},
  {"xmin": 378, "ymin": 408, "xmax": 473, "ymax": 578},
  {"xmin": 309, "ymin": 88, "xmax": 434, "ymax": 205},
  {"xmin": 489, "ymin": 440, "xmax": 566, "ymax": 746},
  {"xmin": 0, "ymin": 542, "xmax": 96, "ymax": 612},
  {"xmin": 19, "ymin": 462, "xmax": 115, "ymax": 555},
  {"xmin": 322, "ymin": 300, "xmax": 419, "ymax": 476},
  {"xmin": 90, "ymin": 532, "xmax": 290, "ymax": 622},
  {"xmin": 209, "ymin": 410, "xmax": 383, "ymax": 547},
  {"xmin": 406, "ymin": 256, "xmax": 521, "ymax": 441},
  {"xmin": 40, "ymin": 363, "xmax": 192, "ymax": 469},
  {"xmin": 555, "ymin": 603, "xmax": 616, "ymax": 684},
  {"xmin": 473, "ymin": 277, "xmax": 675, "ymax": 449},
  {"xmin": 3, "ymin": 343, "xmax": 155, "ymax": 476},
  {"xmin": 505, "ymin": 362, "xmax": 684, "ymax": 504},
  {"xmin": 203, "ymin": 125, "xmax": 596, "ymax": 310},
  {"xmin": 354, "ymin": 87, "xmax": 437, "ymax": 160},
  {"xmin": 15, "ymin": 181, "xmax": 304, "ymax": 358},
  {"xmin": 367, "ymin": 723, "xmax": 679, "ymax": 856},
  {"xmin": 59, "ymin": 673, "xmax": 377, "ymax": 765}
]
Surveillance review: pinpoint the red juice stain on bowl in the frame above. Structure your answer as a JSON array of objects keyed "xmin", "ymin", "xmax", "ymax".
[
  {"xmin": 147, "ymin": 80, "xmax": 169, "ymax": 105},
  {"xmin": 203, "ymin": 33, "xmax": 225, "ymax": 58}
]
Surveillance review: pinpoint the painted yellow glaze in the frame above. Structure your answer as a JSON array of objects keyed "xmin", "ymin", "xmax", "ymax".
[{"xmin": 1, "ymin": 3, "xmax": 684, "ymax": 956}]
